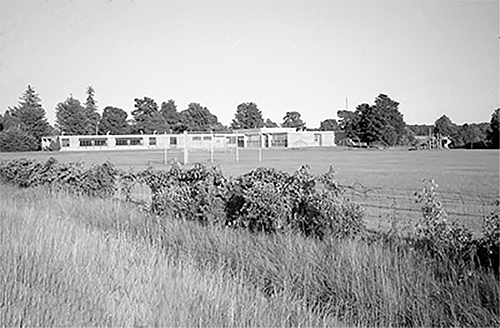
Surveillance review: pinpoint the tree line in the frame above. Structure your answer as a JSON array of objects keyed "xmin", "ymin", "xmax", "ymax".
[{"xmin": 0, "ymin": 85, "xmax": 498, "ymax": 152}]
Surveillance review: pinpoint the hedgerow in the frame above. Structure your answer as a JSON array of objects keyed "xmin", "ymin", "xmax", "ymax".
[{"xmin": 0, "ymin": 157, "xmax": 498, "ymax": 275}]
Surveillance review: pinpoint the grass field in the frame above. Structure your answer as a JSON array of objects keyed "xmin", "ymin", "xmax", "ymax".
[{"xmin": 1, "ymin": 147, "xmax": 498, "ymax": 233}]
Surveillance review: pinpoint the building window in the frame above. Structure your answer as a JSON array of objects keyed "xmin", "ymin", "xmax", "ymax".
[
  {"xmin": 192, "ymin": 136, "xmax": 202, "ymax": 141},
  {"xmin": 149, "ymin": 137, "xmax": 157, "ymax": 146},
  {"xmin": 116, "ymin": 139, "xmax": 128, "ymax": 146},
  {"xmin": 94, "ymin": 139, "xmax": 107, "ymax": 146},
  {"xmin": 62, "ymin": 138, "xmax": 70, "ymax": 147},
  {"xmin": 79, "ymin": 139, "xmax": 92, "ymax": 147},
  {"xmin": 226, "ymin": 136, "xmax": 236, "ymax": 144},
  {"xmin": 129, "ymin": 138, "xmax": 142, "ymax": 146},
  {"xmin": 203, "ymin": 136, "xmax": 212, "ymax": 141},
  {"xmin": 170, "ymin": 137, "xmax": 177, "ymax": 145},
  {"xmin": 271, "ymin": 133, "xmax": 288, "ymax": 147}
]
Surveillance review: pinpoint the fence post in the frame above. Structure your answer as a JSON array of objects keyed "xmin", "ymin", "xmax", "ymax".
[
  {"xmin": 164, "ymin": 140, "xmax": 168, "ymax": 165},
  {"xmin": 210, "ymin": 130, "xmax": 214, "ymax": 163},
  {"xmin": 259, "ymin": 131, "xmax": 262, "ymax": 163},
  {"xmin": 235, "ymin": 131, "xmax": 239, "ymax": 162},
  {"xmin": 183, "ymin": 131, "xmax": 189, "ymax": 165}
]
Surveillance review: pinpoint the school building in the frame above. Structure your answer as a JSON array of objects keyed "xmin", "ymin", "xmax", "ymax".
[{"xmin": 41, "ymin": 128, "xmax": 336, "ymax": 151}]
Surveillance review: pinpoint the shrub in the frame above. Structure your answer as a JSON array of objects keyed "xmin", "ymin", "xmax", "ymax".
[
  {"xmin": 225, "ymin": 165, "xmax": 365, "ymax": 239},
  {"xmin": 0, "ymin": 157, "xmax": 117, "ymax": 198}
]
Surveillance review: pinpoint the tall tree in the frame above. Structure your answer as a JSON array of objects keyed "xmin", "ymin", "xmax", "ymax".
[
  {"xmin": 319, "ymin": 118, "xmax": 339, "ymax": 131},
  {"xmin": 180, "ymin": 103, "xmax": 224, "ymax": 132},
  {"xmin": 55, "ymin": 95, "xmax": 88, "ymax": 135},
  {"xmin": 488, "ymin": 108, "xmax": 499, "ymax": 149},
  {"xmin": 356, "ymin": 103, "xmax": 385, "ymax": 145},
  {"xmin": 231, "ymin": 102, "xmax": 264, "ymax": 129},
  {"xmin": 84, "ymin": 86, "xmax": 100, "ymax": 135},
  {"xmin": 282, "ymin": 111, "xmax": 306, "ymax": 129},
  {"xmin": 6, "ymin": 85, "xmax": 52, "ymax": 150},
  {"xmin": 373, "ymin": 94, "xmax": 406, "ymax": 146},
  {"xmin": 160, "ymin": 99, "xmax": 182, "ymax": 132},
  {"xmin": 98, "ymin": 106, "xmax": 130, "ymax": 135},
  {"xmin": 131, "ymin": 97, "xmax": 168, "ymax": 134}
]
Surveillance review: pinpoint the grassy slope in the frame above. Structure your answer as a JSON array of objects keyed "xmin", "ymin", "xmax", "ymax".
[
  {"xmin": 1, "ymin": 184, "xmax": 499, "ymax": 327},
  {"xmin": 0, "ymin": 185, "xmax": 336, "ymax": 327}
]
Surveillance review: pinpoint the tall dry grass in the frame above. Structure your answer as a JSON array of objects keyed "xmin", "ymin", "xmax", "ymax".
[
  {"xmin": 0, "ymin": 185, "xmax": 337, "ymax": 327},
  {"xmin": 1, "ymin": 184, "xmax": 498, "ymax": 327}
]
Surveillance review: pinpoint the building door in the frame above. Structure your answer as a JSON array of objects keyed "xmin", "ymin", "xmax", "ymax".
[{"xmin": 314, "ymin": 134, "xmax": 322, "ymax": 146}]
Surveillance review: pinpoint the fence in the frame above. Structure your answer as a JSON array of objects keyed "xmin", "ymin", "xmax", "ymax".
[
  {"xmin": 163, "ymin": 131, "xmax": 264, "ymax": 165},
  {"xmin": 340, "ymin": 182, "xmax": 498, "ymax": 235}
]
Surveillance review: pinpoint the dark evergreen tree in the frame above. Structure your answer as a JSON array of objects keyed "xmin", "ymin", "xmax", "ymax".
[
  {"xmin": 5, "ymin": 85, "xmax": 52, "ymax": 150},
  {"xmin": 55, "ymin": 96, "xmax": 88, "ymax": 135},
  {"xmin": 84, "ymin": 86, "xmax": 101, "ymax": 135}
]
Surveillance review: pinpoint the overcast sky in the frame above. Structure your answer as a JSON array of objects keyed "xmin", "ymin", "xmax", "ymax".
[{"xmin": 1, "ymin": 0, "xmax": 498, "ymax": 127}]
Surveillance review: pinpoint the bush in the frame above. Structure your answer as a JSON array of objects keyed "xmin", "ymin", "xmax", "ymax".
[
  {"xmin": 225, "ymin": 165, "xmax": 365, "ymax": 239},
  {"xmin": 0, "ymin": 157, "xmax": 117, "ymax": 198},
  {"xmin": 414, "ymin": 179, "xmax": 499, "ymax": 275}
]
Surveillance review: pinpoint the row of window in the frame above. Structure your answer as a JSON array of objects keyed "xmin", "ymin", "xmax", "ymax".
[{"xmin": 64, "ymin": 134, "xmax": 303, "ymax": 148}]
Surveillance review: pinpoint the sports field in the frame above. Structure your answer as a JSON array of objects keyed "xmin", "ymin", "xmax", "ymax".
[{"xmin": 1, "ymin": 147, "xmax": 498, "ymax": 233}]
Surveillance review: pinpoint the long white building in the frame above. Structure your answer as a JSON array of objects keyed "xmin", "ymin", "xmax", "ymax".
[{"xmin": 41, "ymin": 128, "xmax": 336, "ymax": 151}]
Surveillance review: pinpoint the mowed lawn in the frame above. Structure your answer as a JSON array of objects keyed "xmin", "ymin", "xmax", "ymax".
[{"xmin": 1, "ymin": 147, "xmax": 498, "ymax": 233}]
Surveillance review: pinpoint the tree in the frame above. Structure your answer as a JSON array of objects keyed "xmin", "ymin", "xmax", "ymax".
[
  {"xmin": 4, "ymin": 85, "xmax": 52, "ymax": 150},
  {"xmin": 130, "ymin": 97, "xmax": 168, "ymax": 134},
  {"xmin": 433, "ymin": 115, "xmax": 455, "ymax": 137},
  {"xmin": 356, "ymin": 103, "xmax": 385, "ymax": 145},
  {"xmin": 461, "ymin": 123, "xmax": 481, "ymax": 149},
  {"xmin": 337, "ymin": 109, "xmax": 361, "ymax": 138},
  {"xmin": 231, "ymin": 102, "xmax": 264, "ymax": 129},
  {"xmin": 319, "ymin": 118, "xmax": 338, "ymax": 131},
  {"xmin": 282, "ymin": 111, "xmax": 306, "ymax": 129},
  {"xmin": 160, "ymin": 99, "xmax": 182, "ymax": 132},
  {"xmin": 55, "ymin": 96, "xmax": 88, "ymax": 135},
  {"xmin": 84, "ymin": 86, "xmax": 100, "ymax": 135},
  {"xmin": 488, "ymin": 108, "xmax": 499, "ymax": 149},
  {"xmin": 0, "ymin": 126, "xmax": 38, "ymax": 152},
  {"xmin": 337, "ymin": 95, "xmax": 406, "ymax": 146},
  {"xmin": 374, "ymin": 94, "xmax": 406, "ymax": 146},
  {"xmin": 179, "ymin": 103, "xmax": 224, "ymax": 132},
  {"xmin": 98, "ymin": 106, "xmax": 130, "ymax": 135}
]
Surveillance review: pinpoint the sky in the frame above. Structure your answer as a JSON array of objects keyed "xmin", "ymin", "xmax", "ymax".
[{"xmin": 1, "ymin": 0, "xmax": 498, "ymax": 128}]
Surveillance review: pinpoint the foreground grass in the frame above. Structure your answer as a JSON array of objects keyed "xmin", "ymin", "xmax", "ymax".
[
  {"xmin": 1, "ymin": 184, "xmax": 499, "ymax": 327},
  {"xmin": 0, "ymin": 185, "xmax": 336, "ymax": 327}
]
